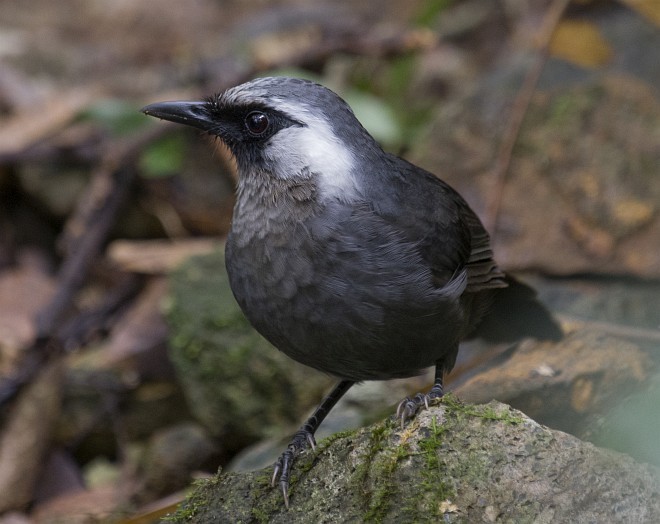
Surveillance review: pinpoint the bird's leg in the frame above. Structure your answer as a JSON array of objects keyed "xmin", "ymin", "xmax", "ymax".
[
  {"xmin": 272, "ymin": 379, "xmax": 354, "ymax": 508},
  {"xmin": 396, "ymin": 362, "xmax": 446, "ymax": 427}
]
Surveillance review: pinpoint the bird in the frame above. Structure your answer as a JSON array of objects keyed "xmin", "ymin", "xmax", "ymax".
[{"xmin": 141, "ymin": 76, "xmax": 561, "ymax": 507}]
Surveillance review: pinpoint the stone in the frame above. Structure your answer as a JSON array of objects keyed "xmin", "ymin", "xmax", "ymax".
[{"xmin": 165, "ymin": 399, "xmax": 660, "ymax": 523}]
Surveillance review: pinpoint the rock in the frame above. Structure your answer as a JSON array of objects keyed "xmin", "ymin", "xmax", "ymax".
[
  {"xmin": 165, "ymin": 399, "xmax": 660, "ymax": 523},
  {"xmin": 56, "ymin": 368, "xmax": 190, "ymax": 463},
  {"xmin": 165, "ymin": 250, "xmax": 334, "ymax": 450},
  {"xmin": 455, "ymin": 327, "xmax": 651, "ymax": 437},
  {"xmin": 137, "ymin": 422, "xmax": 220, "ymax": 503},
  {"xmin": 527, "ymin": 273, "xmax": 660, "ymax": 334},
  {"xmin": 412, "ymin": 67, "xmax": 660, "ymax": 278},
  {"xmin": 227, "ymin": 376, "xmax": 432, "ymax": 473}
]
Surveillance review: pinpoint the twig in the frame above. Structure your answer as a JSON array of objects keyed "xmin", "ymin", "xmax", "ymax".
[
  {"xmin": 484, "ymin": 0, "xmax": 572, "ymax": 233},
  {"xmin": 35, "ymin": 127, "xmax": 164, "ymax": 337},
  {"xmin": 0, "ymin": 127, "xmax": 163, "ymax": 406}
]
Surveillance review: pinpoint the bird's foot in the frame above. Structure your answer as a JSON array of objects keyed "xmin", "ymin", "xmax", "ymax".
[
  {"xmin": 395, "ymin": 383, "xmax": 444, "ymax": 428},
  {"xmin": 271, "ymin": 426, "xmax": 316, "ymax": 508}
]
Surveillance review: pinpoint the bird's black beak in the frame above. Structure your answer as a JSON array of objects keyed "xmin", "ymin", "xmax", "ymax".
[{"xmin": 141, "ymin": 101, "xmax": 216, "ymax": 132}]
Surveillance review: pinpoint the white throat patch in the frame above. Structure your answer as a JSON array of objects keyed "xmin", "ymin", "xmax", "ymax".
[{"xmin": 265, "ymin": 102, "xmax": 359, "ymax": 202}]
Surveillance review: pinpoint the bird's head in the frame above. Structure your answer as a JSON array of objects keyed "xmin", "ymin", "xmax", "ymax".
[{"xmin": 142, "ymin": 77, "xmax": 380, "ymax": 202}]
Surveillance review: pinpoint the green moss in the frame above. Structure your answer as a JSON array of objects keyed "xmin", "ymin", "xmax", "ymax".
[
  {"xmin": 163, "ymin": 477, "xmax": 217, "ymax": 522},
  {"xmin": 168, "ymin": 400, "xmax": 527, "ymax": 522},
  {"xmin": 441, "ymin": 394, "xmax": 523, "ymax": 424},
  {"xmin": 248, "ymin": 481, "xmax": 285, "ymax": 524},
  {"xmin": 362, "ymin": 449, "xmax": 400, "ymax": 522},
  {"xmin": 420, "ymin": 416, "xmax": 454, "ymax": 501},
  {"xmin": 345, "ymin": 421, "xmax": 404, "ymax": 522},
  {"xmin": 250, "ymin": 506, "xmax": 271, "ymax": 524},
  {"xmin": 396, "ymin": 415, "xmax": 457, "ymax": 522},
  {"xmin": 394, "ymin": 398, "xmax": 526, "ymax": 521},
  {"xmin": 342, "ymin": 398, "xmax": 526, "ymax": 522}
]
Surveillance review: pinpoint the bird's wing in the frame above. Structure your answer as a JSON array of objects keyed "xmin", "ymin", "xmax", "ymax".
[
  {"xmin": 366, "ymin": 155, "xmax": 506, "ymax": 293},
  {"xmin": 460, "ymin": 204, "xmax": 507, "ymax": 292}
]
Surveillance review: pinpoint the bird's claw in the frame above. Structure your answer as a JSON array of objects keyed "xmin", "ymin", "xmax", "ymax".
[
  {"xmin": 396, "ymin": 384, "xmax": 444, "ymax": 428},
  {"xmin": 271, "ymin": 449, "xmax": 294, "ymax": 508},
  {"xmin": 271, "ymin": 428, "xmax": 316, "ymax": 508},
  {"xmin": 396, "ymin": 393, "xmax": 426, "ymax": 428}
]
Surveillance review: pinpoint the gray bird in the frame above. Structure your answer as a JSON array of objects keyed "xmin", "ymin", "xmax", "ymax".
[{"xmin": 142, "ymin": 77, "xmax": 560, "ymax": 507}]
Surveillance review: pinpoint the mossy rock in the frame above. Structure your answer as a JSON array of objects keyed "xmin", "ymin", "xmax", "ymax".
[{"xmin": 166, "ymin": 398, "xmax": 660, "ymax": 523}]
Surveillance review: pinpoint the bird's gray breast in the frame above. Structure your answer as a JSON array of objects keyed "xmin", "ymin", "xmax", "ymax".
[{"xmin": 225, "ymin": 197, "xmax": 467, "ymax": 381}]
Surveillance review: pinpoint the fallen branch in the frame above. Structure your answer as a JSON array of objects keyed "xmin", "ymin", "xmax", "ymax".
[{"xmin": 0, "ymin": 127, "xmax": 163, "ymax": 406}]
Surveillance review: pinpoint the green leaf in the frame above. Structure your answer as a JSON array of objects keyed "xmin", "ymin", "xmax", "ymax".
[
  {"xmin": 343, "ymin": 90, "xmax": 403, "ymax": 147},
  {"xmin": 82, "ymin": 98, "xmax": 148, "ymax": 135},
  {"xmin": 139, "ymin": 134, "xmax": 187, "ymax": 178},
  {"xmin": 415, "ymin": 0, "xmax": 453, "ymax": 28}
]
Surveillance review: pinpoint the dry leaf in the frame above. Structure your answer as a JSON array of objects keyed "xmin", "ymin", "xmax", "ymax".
[
  {"xmin": 0, "ymin": 361, "xmax": 63, "ymax": 513},
  {"xmin": 619, "ymin": 0, "xmax": 660, "ymax": 26},
  {"xmin": 32, "ymin": 486, "xmax": 122, "ymax": 524},
  {"xmin": 550, "ymin": 20, "xmax": 613, "ymax": 68},
  {"xmin": 0, "ymin": 267, "xmax": 55, "ymax": 372},
  {"xmin": 0, "ymin": 88, "xmax": 99, "ymax": 158}
]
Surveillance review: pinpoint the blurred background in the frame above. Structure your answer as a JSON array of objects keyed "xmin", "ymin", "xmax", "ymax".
[{"xmin": 0, "ymin": 0, "xmax": 658, "ymax": 522}]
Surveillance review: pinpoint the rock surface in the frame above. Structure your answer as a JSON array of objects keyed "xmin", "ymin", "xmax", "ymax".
[
  {"xmin": 412, "ymin": 69, "xmax": 660, "ymax": 278},
  {"xmin": 455, "ymin": 327, "xmax": 651, "ymax": 437},
  {"xmin": 166, "ymin": 399, "xmax": 660, "ymax": 523}
]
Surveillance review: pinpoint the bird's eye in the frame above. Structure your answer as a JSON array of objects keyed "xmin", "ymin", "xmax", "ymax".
[{"xmin": 245, "ymin": 111, "xmax": 269, "ymax": 136}]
